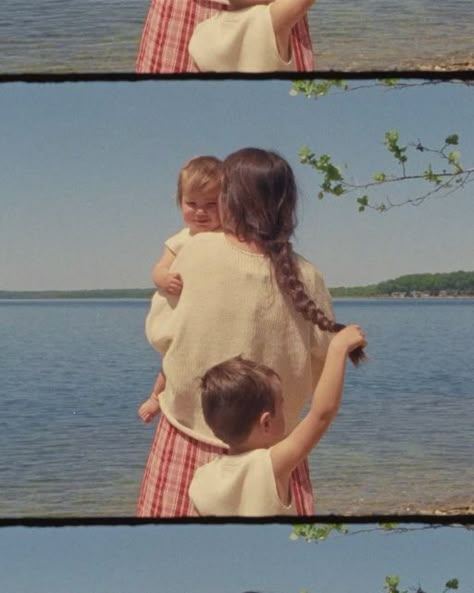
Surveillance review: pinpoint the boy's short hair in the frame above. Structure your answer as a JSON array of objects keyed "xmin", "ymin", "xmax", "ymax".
[
  {"xmin": 200, "ymin": 355, "xmax": 280, "ymax": 446},
  {"xmin": 177, "ymin": 155, "xmax": 223, "ymax": 206}
]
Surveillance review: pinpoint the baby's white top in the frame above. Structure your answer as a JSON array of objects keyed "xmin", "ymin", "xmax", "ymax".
[
  {"xmin": 189, "ymin": 448, "xmax": 295, "ymax": 516},
  {"xmin": 165, "ymin": 227, "xmax": 192, "ymax": 255},
  {"xmin": 145, "ymin": 231, "xmax": 333, "ymax": 446}
]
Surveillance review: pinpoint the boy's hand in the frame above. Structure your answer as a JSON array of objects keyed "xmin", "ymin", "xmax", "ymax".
[
  {"xmin": 138, "ymin": 395, "xmax": 161, "ymax": 423},
  {"xmin": 330, "ymin": 325, "xmax": 367, "ymax": 356},
  {"xmin": 164, "ymin": 272, "xmax": 183, "ymax": 295}
]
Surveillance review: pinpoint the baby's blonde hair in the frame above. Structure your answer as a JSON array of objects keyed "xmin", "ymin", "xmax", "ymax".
[{"xmin": 176, "ymin": 155, "xmax": 223, "ymax": 206}]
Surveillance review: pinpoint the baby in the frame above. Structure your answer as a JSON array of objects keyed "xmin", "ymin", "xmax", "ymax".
[
  {"xmin": 189, "ymin": 324, "xmax": 367, "ymax": 516},
  {"xmin": 138, "ymin": 155, "xmax": 223, "ymax": 423},
  {"xmin": 189, "ymin": 0, "xmax": 315, "ymax": 72}
]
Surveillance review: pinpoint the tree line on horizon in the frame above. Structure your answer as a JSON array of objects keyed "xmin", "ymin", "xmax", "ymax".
[
  {"xmin": 1, "ymin": 271, "xmax": 473, "ymax": 300},
  {"xmin": 330, "ymin": 270, "xmax": 474, "ymax": 297}
]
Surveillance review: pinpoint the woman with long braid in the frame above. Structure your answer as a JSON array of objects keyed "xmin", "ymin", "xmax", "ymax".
[{"xmin": 138, "ymin": 147, "xmax": 365, "ymax": 517}]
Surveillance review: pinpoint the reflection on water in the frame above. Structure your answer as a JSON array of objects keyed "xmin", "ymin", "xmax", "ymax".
[{"xmin": 1, "ymin": 0, "xmax": 473, "ymax": 72}]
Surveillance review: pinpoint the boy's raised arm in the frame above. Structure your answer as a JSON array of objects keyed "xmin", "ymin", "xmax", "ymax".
[
  {"xmin": 270, "ymin": 0, "xmax": 315, "ymax": 36},
  {"xmin": 270, "ymin": 325, "xmax": 366, "ymax": 483}
]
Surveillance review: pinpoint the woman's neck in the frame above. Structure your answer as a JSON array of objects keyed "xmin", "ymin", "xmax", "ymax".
[{"xmin": 224, "ymin": 231, "xmax": 264, "ymax": 254}]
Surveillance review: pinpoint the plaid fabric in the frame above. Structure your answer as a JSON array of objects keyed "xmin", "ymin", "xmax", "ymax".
[
  {"xmin": 136, "ymin": 414, "xmax": 315, "ymax": 517},
  {"xmin": 135, "ymin": 0, "xmax": 314, "ymax": 73}
]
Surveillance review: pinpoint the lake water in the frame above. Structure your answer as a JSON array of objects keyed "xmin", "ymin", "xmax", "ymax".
[
  {"xmin": 0, "ymin": 298, "xmax": 473, "ymax": 517},
  {"xmin": 1, "ymin": 0, "xmax": 473, "ymax": 73}
]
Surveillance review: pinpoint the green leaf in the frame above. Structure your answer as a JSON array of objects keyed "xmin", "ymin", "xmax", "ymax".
[
  {"xmin": 380, "ymin": 78, "xmax": 400, "ymax": 87},
  {"xmin": 289, "ymin": 532, "xmax": 299, "ymax": 540},
  {"xmin": 446, "ymin": 579, "xmax": 459, "ymax": 590},
  {"xmin": 381, "ymin": 522, "xmax": 399, "ymax": 530},
  {"xmin": 332, "ymin": 184, "xmax": 345, "ymax": 196},
  {"xmin": 448, "ymin": 151, "xmax": 460, "ymax": 165},
  {"xmin": 447, "ymin": 151, "xmax": 464, "ymax": 173},
  {"xmin": 423, "ymin": 164, "xmax": 442, "ymax": 185},
  {"xmin": 385, "ymin": 130, "xmax": 399, "ymax": 144},
  {"xmin": 384, "ymin": 130, "xmax": 408, "ymax": 165},
  {"xmin": 445, "ymin": 134, "xmax": 459, "ymax": 145},
  {"xmin": 385, "ymin": 575, "xmax": 400, "ymax": 593},
  {"xmin": 291, "ymin": 80, "xmax": 348, "ymax": 99},
  {"xmin": 373, "ymin": 172, "xmax": 386, "ymax": 182},
  {"xmin": 326, "ymin": 164, "xmax": 343, "ymax": 182},
  {"xmin": 290, "ymin": 524, "xmax": 348, "ymax": 543},
  {"xmin": 299, "ymin": 145, "xmax": 315, "ymax": 164}
]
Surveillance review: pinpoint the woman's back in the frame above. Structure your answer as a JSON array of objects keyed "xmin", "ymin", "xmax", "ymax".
[{"xmin": 146, "ymin": 231, "xmax": 333, "ymax": 445}]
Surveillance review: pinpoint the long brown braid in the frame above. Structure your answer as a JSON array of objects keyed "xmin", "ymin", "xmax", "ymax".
[{"xmin": 221, "ymin": 148, "xmax": 366, "ymax": 365}]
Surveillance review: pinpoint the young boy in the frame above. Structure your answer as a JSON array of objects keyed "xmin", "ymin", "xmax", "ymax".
[
  {"xmin": 137, "ymin": 155, "xmax": 222, "ymax": 423},
  {"xmin": 189, "ymin": 324, "xmax": 367, "ymax": 516},
  {"xmin": 188, "ymin": 0, "xmax": 315, "ymax": 72}
]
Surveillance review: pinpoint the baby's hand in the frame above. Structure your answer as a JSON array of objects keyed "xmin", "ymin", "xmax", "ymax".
[
  {"xmin": 138, "ymin": 394, "xmax": 161, "ymax": 423},
  {"xmin": 164, "ymin": 272, "xmax": 183, "ymax": 295},
  {"xmin": 331, "ymin": 324, "xmax": 367, "ymax": 356}
]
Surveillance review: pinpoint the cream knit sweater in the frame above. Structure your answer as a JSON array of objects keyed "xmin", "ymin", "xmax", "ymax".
[{"xmin": 145, "ymin": 231, "xmax": 334, "ymax": 447}]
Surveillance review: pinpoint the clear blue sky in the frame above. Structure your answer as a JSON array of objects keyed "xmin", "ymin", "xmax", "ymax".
[
  {"xmin": 0, "ymin": 524, "xmax": 473, "ymax": 593},
  {"xmin": 1, "ymin": 80, "xmax": 473, "ymax": 290}
]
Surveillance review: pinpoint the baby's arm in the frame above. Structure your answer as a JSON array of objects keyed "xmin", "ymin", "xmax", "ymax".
[
  {"xmin": 270, "ymin": 325, "xmax": 366, "ymax": 485},
  {"xmin": 152, "ymin": 247, "xmax": 183, "ymax": 295},
  {"xmin": 270, "ymin": 0, "xmax": 315, "ymax": 31},
  {"xmin": 137, "ymin": 371, "xmax": 166, "ymax": 423}
]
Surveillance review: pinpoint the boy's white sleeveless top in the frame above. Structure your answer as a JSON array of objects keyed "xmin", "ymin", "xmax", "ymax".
[
  {"xmin": 189, "ymin": 5, "xmax": 295, "ymax": 72},
  {"xmin": 189, "ymin": 448, "xmax": 296, "ymax": 516},
  {"xmin": 145, "ymin": 232, "xmax": 333, "ymax": 447}
]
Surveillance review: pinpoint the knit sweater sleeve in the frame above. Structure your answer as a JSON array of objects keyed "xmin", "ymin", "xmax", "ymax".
[
  {"xmin": 144, "ymin": 289, "xmax": 178, "ymax": 355},
  {"xmin": 145, "ymin": 229, "xmax": 191, "ymax": 354}
]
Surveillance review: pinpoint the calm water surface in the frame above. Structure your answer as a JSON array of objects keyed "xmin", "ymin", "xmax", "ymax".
[
  {"xmin": 1, "ymin": 0, "xmax": 473, "ymax": 72},
  {"xmin": 0, "ymin": 298, "xmax": 473, "ymax": 516}
]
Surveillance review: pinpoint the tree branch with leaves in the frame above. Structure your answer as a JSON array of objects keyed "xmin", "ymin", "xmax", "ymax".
[
  {"xmin": 298, "ymin": 576, "xmax": 460, "ymax": 593},
  {"xmin": 290, "ymin": 523, "xmax": 465, "ymax": 593},
  {"xmin": 292, "ymin": 80, "xmax": 473, "ymax": 212}
]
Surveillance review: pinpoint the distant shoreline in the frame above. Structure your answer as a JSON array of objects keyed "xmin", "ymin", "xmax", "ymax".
[
  {"xmin": 1, "ymin": 293, "xmax": 473, "ymax": 301},
  {"xmin": 1, "ymin": 271, "xmax": 473, "ymax": 300}
]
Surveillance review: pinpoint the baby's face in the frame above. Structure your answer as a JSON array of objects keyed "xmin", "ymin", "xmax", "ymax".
[{"xmin": 181, "ymin": 187, "xmax": 221, "ymax": 234}]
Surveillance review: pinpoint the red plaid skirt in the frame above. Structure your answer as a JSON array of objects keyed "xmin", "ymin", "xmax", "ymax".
[
  {"xmin": 136, "ymin": 0, "xmax": 315, "ymax": 73},
  {"xmin": 137, "ymin": 414, "xmax": 315, "ymax": 516}
]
